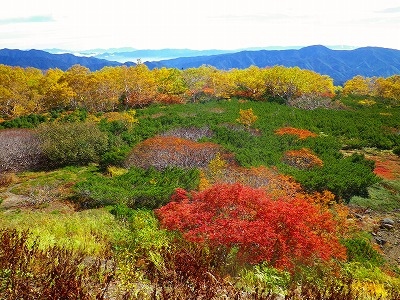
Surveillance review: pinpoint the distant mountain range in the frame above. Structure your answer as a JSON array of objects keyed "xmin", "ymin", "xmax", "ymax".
[
  {"xmin": 1, "ymin": 46, "xmax": 400, "ymax": 85},
  {"xmin": 0, "ymin": 48, "xmax": 135, "ymax": 71},
  {"xmin": 145, "ymin": 45, "xmax": 400, "ymax": 84}
]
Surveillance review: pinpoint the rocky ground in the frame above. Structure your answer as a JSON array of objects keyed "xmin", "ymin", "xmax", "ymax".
[{"xmin": 349, "ymin": 206, "xmax": 400, "ymax": 267}]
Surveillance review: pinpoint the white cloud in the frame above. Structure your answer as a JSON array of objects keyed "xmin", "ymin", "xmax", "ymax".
[{"xmin": 0, "ymin": 0, "xmax": 399, "ymax": 50}]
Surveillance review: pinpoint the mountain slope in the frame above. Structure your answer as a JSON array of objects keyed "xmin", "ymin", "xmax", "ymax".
[
  {"xmin": 0, "ymin": 49, "xmax": 135, "ymax": 71},
  {"xmin": 145, "ymin": 45, "xmax": 400, "ymax": 84}
]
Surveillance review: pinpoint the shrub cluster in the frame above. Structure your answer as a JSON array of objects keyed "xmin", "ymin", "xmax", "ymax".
[
  {"xmin": 124, "ymin": 136, "xmax": 222, "ymax": 170},
  {"xmin": 36, "ymin": 121, "xmax": 109, "ymax": 167},
  {"xmin": 282, "ymin": 148, "xmax": 324, "ymax": 169},
  {"xmin": 0, "ymin": 129, "xmax": 44, "ymax": 172},
  {"xmin": 73, "ymin": 166, "xmax": 199, "ymax": 209}
]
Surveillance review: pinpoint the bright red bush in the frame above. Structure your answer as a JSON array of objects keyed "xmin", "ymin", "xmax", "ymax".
[{"xmin": 156, "ymin": 183, "xmax": 346, "ymax": 270}]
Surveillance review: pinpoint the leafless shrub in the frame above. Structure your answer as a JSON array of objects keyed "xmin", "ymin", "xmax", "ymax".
[
  {"xmin": 287, "ymin": 94, "xmax": 347, "ymax": 110},
  {"xmin": 0, "ymin": 129, "xmax": 44, "ymax": 173},
  {"xmin": 26, "ymin": 184, "xmax": 62, "ymax": 207}
]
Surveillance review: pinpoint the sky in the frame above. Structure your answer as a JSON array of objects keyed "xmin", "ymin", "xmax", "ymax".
[{"xmin": 1, "ymin": 0, "xmax": 400, "ymax": 51}]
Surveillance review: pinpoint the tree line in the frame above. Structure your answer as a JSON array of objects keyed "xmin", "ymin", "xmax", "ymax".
[{"xmin": 0, "ymin": 63, "xmax": 399, "ymax": 119}]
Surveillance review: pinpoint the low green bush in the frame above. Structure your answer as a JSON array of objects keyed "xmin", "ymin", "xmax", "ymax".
[
  {"xmin": 73, "ymin": 166, "xmax": 199, "ymax": 209},
  {"xmin": 36, "ymin": 121, "xmax": 109, "ymax": 167},
  {"xmin": 342, "ymin": 234, "xmax": 385, "ymax": 267},
  {"xmin": 0, "ymin": 113, "xmax": 47, "ymax": 129}
]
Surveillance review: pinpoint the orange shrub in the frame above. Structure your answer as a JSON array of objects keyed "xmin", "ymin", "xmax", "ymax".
[
  {"xmin": 275, "ymin": 126, "xmax": 318, "ymax": 139},
  {"xmin": 124, "ymin": 136, "xmax": 222, "ymax": 170},
  {"xmin": 282, "ymin": 148, "xmax": 323, "ymax": 169}
]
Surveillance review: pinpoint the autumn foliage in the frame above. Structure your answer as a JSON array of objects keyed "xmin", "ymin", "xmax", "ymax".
[
  {"xmin": 124, "ymin": 136, "xmax": 222, "ymax": 170},
  {"xmin": 275, "ymin": 126, "xmax": 318, "ymax": 139},
  {"xmin": 156, "ymin": 183, "xmax": 346, "ymax": 270},
  {"xmin": 282, "ymin": 148, "xmax": 323, "ymax": 169}
]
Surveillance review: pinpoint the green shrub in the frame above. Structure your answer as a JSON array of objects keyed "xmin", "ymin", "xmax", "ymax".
[
  {"xmin": 394, "ymin": 146, "xmax": 400, "ymax": 156},
  {"xmin": 290, "ymin": 153, "xmax": 379, "ymax": 201},
  {"xmin": 0, "ymin": 113, "xmax": 47, "ymax": 129},
  {"xmin": 36, "ymin": 121, "xmax": 109, "ymax": 167},
  {"xmin": 342, "ymin": 234, "xmax": 385, "ymax": 267},
  {"xmin": 73, "ymin": 166, "xmax": 199, "ymax": 209},
  {"xmin": 349, "ymin": 181, "xmax": 400, "ymax": 211}
]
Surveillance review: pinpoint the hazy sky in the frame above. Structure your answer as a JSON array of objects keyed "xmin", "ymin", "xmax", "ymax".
[{"xmin": 1, "ymin": 0, "xmax": 400, "ymax": 51}]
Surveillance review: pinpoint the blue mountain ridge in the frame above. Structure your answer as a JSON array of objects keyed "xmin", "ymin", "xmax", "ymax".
[{"xmin": 1, "ymin": 45, "xmax": 400, "ymax": 85}]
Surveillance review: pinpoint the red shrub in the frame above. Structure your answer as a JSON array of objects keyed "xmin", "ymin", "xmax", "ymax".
[
  {"xmin": 156, "ymin": 183, "xmax": 346, "ymax": 270},
  {"xmin": 124, "ymin": 136, "xmax": 221, "ymax": 170}
]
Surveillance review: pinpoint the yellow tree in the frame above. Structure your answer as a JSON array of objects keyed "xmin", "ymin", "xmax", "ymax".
[
  {"xmin": 343, "ymin": 75, "xmax": 372, "ymax": 96},
  {"xmin": 231, "ymin": 66, "xmax": 267, "ymax": 100},
  {"xmin": 182, "ymin": 65, "xmax": 216, "ymax": 102},
  {"xmin": 0, "ymin": 65, "xmax": 43, "ymax": 118},
  {"xmin": 376, "ymin": 75, "xmax": 400, "ymax": 100},
  {"xmin": 153, "ymin": 67, "xmax": 187, "ymax": 104},
  {"xmin": 264, "ymin": 66, "xmax": 334, "ymax": 101},
  {"xmin": 39, "ymin": 68, "xmax": 74, "ymax": 111},
  {"xmin": 85, "ymin": 67, "xmax": 123, "ymax": 112},
  {"xmin": 58, "ymin": 65, "xmax": 90, "ymax": 109},
  {"xmin": 122, "ymin": 64, "xmax": 157, "ymax": 108}
]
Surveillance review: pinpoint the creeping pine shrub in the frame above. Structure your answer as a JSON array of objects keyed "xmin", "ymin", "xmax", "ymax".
[
  {"xmin": 342, "ymin": 234, "xmax": 385, "ymax": 267},
  {"xmin": 73, "ymin": 166, "xmax": 199, "ymax": 209},
  {"xmin": 36, "ymin": 121, "xmax": 109, "ymax": 167},
  {"xmin": 394, "ymin": 146, "xmax": 400, "ymax": 156},
  {"xmin": 0, "ymin": 129, "xmax": 44, "ymax": 172}
]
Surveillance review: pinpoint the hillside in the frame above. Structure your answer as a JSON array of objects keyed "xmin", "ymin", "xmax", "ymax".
[
  {"xmin": 0, "ymin": 48, "xmax": 135, "ymax": 71},
  {"xmin": 1, "ymin": 97, "xmax": 400, "ymax": 298},
  {"xmin": 145, "ymin": 45, "xmax": 400, "ymax": 84}
]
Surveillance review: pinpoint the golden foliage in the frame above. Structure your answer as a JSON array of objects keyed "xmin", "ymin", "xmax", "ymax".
[
  {"xmin": 275, "ymin": 126, "xmax": 318, "ymax": 139},
  {"xmin": 236, "ymin": 108, "xmax": 258, "ymax": 128}
]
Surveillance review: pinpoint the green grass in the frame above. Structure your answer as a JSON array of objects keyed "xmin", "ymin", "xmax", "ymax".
[
  {"xmin": 10, "ymin": 165, "xmax": 96, "ymax": 194},
  {"xmin": 0, "ymin": 208, "xmax": 128, "ymax": 255}
]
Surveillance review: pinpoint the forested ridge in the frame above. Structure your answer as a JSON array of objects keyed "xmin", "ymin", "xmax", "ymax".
[{"xmin": 1, "ymin": 62, "xmax": 400, "ymax": 299}]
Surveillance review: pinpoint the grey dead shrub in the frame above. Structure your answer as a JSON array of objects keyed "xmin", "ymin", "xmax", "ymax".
[
  {"xmin": 160, "ymin": 126, "xmax": 213, "ymax": 141},
  {"xmin": 0, "ymin": 129, "xmax": 44, "ymax": 173}
]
